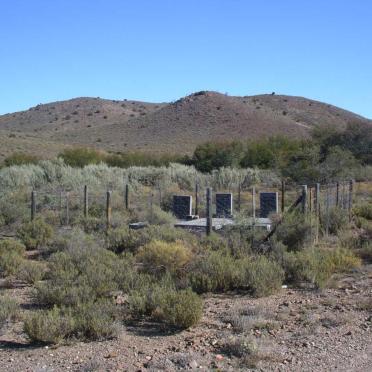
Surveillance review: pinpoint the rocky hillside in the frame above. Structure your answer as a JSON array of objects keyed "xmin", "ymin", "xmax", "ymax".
[{"xmin": 0, "ymin": 91, "xmax": 370, "ymax": 158}]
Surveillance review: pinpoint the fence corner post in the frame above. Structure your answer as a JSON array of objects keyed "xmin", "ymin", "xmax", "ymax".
[
  {"xmin": 301, "ymin": 185, "xmax": 308, "ymax": 214},
  {"xmin": 281, "ymin": 180, "xmax": 285, "ymax": 213},
  {"xmin": 106, "ymin": 191, "xmax": 112, "ymax": 231},
  {"xmin": 31, "ymin": 190, "xmax": 36, "ymax": 221},
  {"xmin": 206, "ymin": 187, "xmax": 212, "ymax": 236},
  {"xmin": 83, "ymin": 185, "xmax": 88, "ymax": 218},
  {"xmin": 125, "ymin": 184, "xmax": 129, "ymax": 210},
  {"xmin": 348, "ymin": 179, "xmax": 354, "ymax": 221}
]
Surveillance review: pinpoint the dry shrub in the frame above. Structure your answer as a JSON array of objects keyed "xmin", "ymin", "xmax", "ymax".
[
  {"xmin": 188, "ymin": 250, "xmax": 244, "ymax": 293},
  {"xmin": 161, "ymin": 289, "xmax": 203, "ymax": 329},
  {"xmin": 276, "ymin": 212, "xmax": 312, "ymax": 251},
  {"xmin": 0, "ymin": 296, "xmax": 18, "ymax": 331},
  {"xmin": 283, "ymin": 247, "xmax": 361, "ymax": 289},
  {"xmin": 137, "ymin": 240, "xmax": 192, "ymax": 277},
  {"xmin": 221, "ymin": 335, "xmax": 260, "ymax": 367},
  {"xmin": 72, "ymin": 300, "xmax": 119, "ymax": 340},
  {"xmin": 0, "ymin": 239, "xmax": 25, "ymax": 277},
  {"xmin": 17, "ymin": 218, "xmax": 54, "ymax": 250},
  {"xmin": 17, "ymin": 260, "xmax": 46, "ymax": 284},
  {"xmin": 354, "ymin": 204, "xmax": 372, "ymax": 220},
  {"xmin": 244, "ymin": 255, "xmax": 284, "ymax": 297},
  {"xmin": 24, "ymin": 306, "xmax": 75, "ymax": 344}
]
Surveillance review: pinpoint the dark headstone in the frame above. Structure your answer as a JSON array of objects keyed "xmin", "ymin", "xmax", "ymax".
[
  {"xmin": 173, "ymin": 195, "xmax": 192, "ymax": 219},
  {"xmin": 260, "ymin": 192, "xmax": 278, "ymax": 218},
  {"xmin": 215, "ymin": 193, "xmax": 233, "ymax": 217}
]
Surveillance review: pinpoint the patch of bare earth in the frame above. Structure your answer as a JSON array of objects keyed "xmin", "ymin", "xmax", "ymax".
[{"xmin": 1, "ymin": 265, "xmax": 371, "ymax": 371}]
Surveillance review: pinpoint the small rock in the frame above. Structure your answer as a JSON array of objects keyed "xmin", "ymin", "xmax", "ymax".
[
  {"xmin": 189, "ymin": 360, "xmax": 198, "ymax": 369},
  {"xmin": 215, "ymin": 354, "xmax": 224, "ymax": 361}
]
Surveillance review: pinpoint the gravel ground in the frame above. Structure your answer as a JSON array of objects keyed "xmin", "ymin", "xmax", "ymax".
[{"xmin": 1, "ymin": 265, "xmax": 371, "ymax": 372}]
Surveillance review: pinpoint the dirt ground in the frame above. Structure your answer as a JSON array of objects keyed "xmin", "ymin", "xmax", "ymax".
[{"xmin": 1, "ymin": 263, "xmax": 371, "ymax": 372}]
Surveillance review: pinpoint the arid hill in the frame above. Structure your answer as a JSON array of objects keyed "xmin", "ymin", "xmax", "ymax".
[{"xmin": 0, "ymin": 91, "xmax": 370, "ymax": 159}]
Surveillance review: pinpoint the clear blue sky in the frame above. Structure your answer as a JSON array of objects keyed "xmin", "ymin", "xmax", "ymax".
[{"xmin": 1, "ymin": 0, "xmax": 371, "ymax": 118}]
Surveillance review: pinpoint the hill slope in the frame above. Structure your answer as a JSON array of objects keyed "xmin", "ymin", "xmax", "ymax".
[{"xmin": 0, "ymin": 91, "xmax": 370, "ymax": 158}]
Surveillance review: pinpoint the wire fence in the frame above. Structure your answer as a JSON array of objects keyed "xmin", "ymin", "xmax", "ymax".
[{"xmin": 21, "ymin": 178, "xmax": 366, "ymax": 240}]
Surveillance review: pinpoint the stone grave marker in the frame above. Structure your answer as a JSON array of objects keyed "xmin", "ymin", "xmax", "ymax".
[
  {"xmin": 215, "ymin": 193, "xmax": 233, "ymax": 217},
  {"xmin": 260, "ymin": 192, "xmax": 278, "ymax": 218},
  {"xmin": 173, "ymin": 195, "xmax": 192, "ymax": 219}
]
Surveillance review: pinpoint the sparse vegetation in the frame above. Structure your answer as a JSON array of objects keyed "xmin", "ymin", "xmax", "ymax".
[{"xmin": 17, "ymin": 218, "xmax": 54, "ymax": 250}]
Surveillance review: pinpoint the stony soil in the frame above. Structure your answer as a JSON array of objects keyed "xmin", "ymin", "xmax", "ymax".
[{"xmin": 1, "ymin": 265, "xmax": 371, "ymax": 372}]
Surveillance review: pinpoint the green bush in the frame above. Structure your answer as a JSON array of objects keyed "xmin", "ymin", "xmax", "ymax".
[
  {"xmin": 76, "ymin": 216, "xmax": 103, "ymax": 233},
  {"xmin": 354, "ymin": 204, "xmax": 372, "ymax": 220},
  {"xmin": 136, "ymin": 240, "xmax": 192, "ymax": 277},
  {"xmin": 161, "ymin": 289, "xmax": 203, "ymax": 329},
  {"xmin": 107, "ymin": 225, "xmax": 193, "ymax": 254},
  {"xmin": 72, "ymin": 300, "xmax": 118, "ymax": 340},
  {"xmin": 276, "ymin": 212, "xmax": 312, "ymax": 251},
  {"xmin": 17, "ymin": 218, "xmax": 54, "ymax": 250},
  {"xmin": 17, "ymin": 260, "xmax": 46, "ymax": 284},
  {"xmin": 126, "ymin": 273, "xmax": 174, "ymax": 316},
  {"xmin": 0, "ymin": 239, "xmax": 26, "ymax": 256},
  {"xmin": 3, "ymin": 153, "xmax": 40, "ymax": 167},
  {"xmin": 188, "ymin": 251, "xmax": 244, "ymax": 293},
  {"xmin": 283, "ymin": 247, "xmax": 361, "ymax": 289},
  {"xmin": 0, "ymin": 296, "xmax": 18, "ymax": 330},
  {"xmin": 58, "ymin": 147, "xmax": 105, "ymax": 167},
  {"xmin": 0, "ymin": 239, "xmax": 25, "ymax": 277},
  {"xmin": 320, "ymin": 207, "xmax": 349, "ymax": 235},
  {"xmin": 359, "ymin": 242, "xmax": 372, "ymax": 262},
  {"xmin": 36, "ymin": 243, "xmax": 120, "ymax": 307},
  {"xmin": 24, "ymin": 306, "xmax": 75, "ymax": 344},
  {"xmin": 0, "ymin": 198, "xmax": 28, "ymax": 226},
  {"xmin": 107, "ymin": 226, "xmax": 151, "ymax": 254},
  {"xmin": 148, "ymin": 205, "xmax": 176, "ymax": 225},
  {"xmin": 243, "ymin": 255, "xmax": 284, "ymax": 297}
]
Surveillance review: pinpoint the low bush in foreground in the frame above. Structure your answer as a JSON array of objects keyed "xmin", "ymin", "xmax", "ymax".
[
  {"xmin": 354, "ymin": 204, "xmax": 372, "ymax": 220},
  {"xmin": 0, "ymin": 239, "xmax": 25, "ymax": 277},
  {"xmin": 17, "ymin": 218, "xmax": 54, "ymax": 250},
  {"xmin": 188, "ymin": 250, "xmax": 244, "ymax": 293},
  {"xmin": 283, "ymin": 247, "xmax": 361, "ymax": 289},
  {"xmin": 0, "ymin": 296, "xmax": 18, "ymax": 331},
  {"xmin": 244, "ymin": 256, "xmax": 284, "ymax": 297},
  {"xmin": 276, "ymin": 212, "xmax": 312, "ymax": 251},
  {"xmin": 17, "ymin": 260, "xmax": 46, "ymax": 284},
  {"xmin": 320, "ymin": 207, "xmax": 349, "ymax": 235},
  {"xmin": 24, "ymin": 306, "xmax": 75, "ymax": 344},
  {"xmin": 161, "ymin": 289, "xmax": 203, "ymax": 329},
  {"xmin": 137, "ymin": 240, "xmax": 192, "ymax": 277}
]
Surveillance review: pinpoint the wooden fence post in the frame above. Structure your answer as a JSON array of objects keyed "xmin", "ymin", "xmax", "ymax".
[
  {"xmin": 325, "ymin": 185, "xmax": 330, "ymax": 236},
  {"xmin": 237, "ymin": 182, "xmax": 241, "ymax": 213},
  {"xmin": 281, "ymin": 180, "xmax": 285, "ymax": 213},
  {"xmin": 206, "ymin": 187, "xmax": 212, "ymax": 236},
  {"xmin": 195, "ymin": 182, "xmax": 199, "ymax": 216},
  {"xmin": 125, "ymin": 184, "xmax": 129, "ymax": 210},
  {"xmin": 301, "ymin": 185, "xmax": 308, "ymax": 214},
  {"xmin": 149, "ymin": 192, "xmax": 153, "ymax": 223},
  {"xmin": 31, "ymin": 191, "xmax": 36, "ymax": 221},
  {"xmin": 348, "ymin": 180, "xmax": 353, "ymax": 222},
  {"xmin": 66, "ymin": 192, "xmax": 70, "ymax": 226},
  {"xmin": 106, "ymin": 191, "xmax": 112, "ymax": 230},
  {"xmin": 84, "ymin": 185, "xmax": 88, "ymax": 218},
  {"xmin": 252, "ymin": 186, "xmax": 256, "ymax": 222}
]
